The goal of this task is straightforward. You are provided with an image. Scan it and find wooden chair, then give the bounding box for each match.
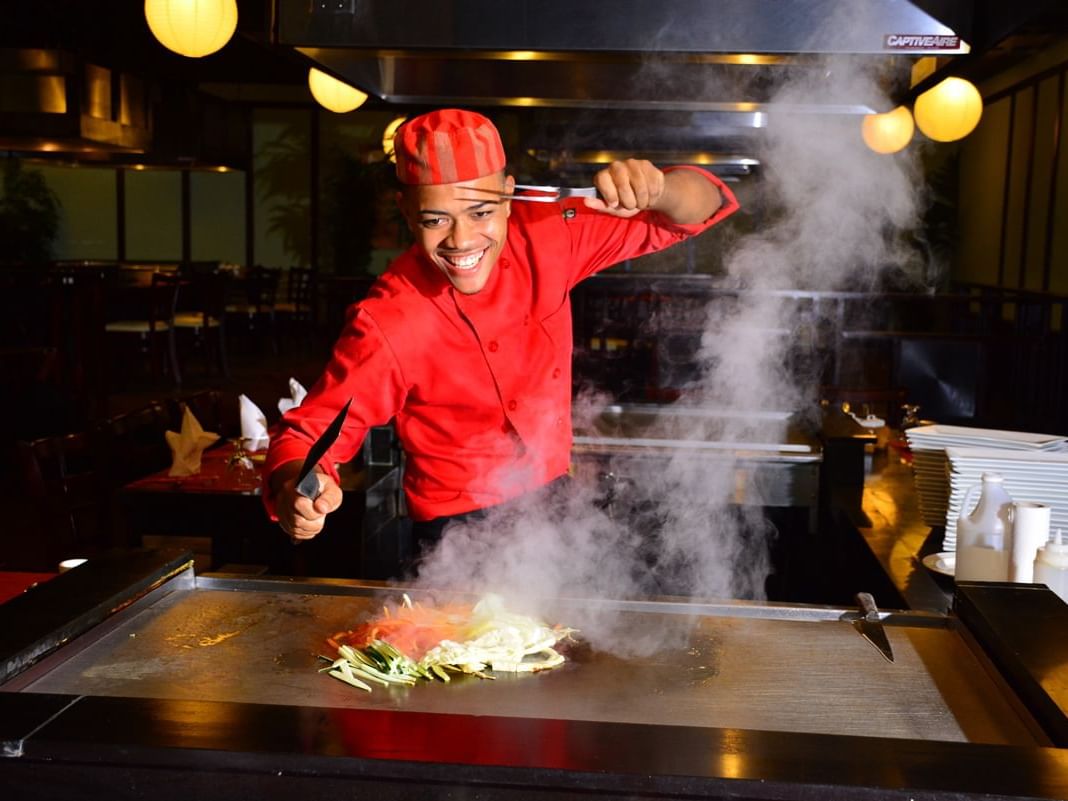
[274,267,317,349]
[225,265,278,352]
[104,401,174,487]
[104,270,182,387]
[173,264,230,379]
[46,265,108,420]
[15,429,115,568]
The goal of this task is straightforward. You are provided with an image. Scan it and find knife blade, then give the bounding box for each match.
[851,592,895,663]
[294,398,352,500]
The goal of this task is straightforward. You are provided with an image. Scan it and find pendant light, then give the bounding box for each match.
[308,68,368,114]
[382,116,408,163]
[914,77,983,142]
[144,0,238,58]
[861,106,915,154]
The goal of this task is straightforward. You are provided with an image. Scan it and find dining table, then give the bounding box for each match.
[0,572,57,605]
[118,441,383,578]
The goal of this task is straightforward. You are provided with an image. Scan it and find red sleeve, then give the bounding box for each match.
[565,166,739,287]
[262,305,409,519]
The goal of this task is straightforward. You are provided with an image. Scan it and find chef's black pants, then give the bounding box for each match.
[405,474,572,577]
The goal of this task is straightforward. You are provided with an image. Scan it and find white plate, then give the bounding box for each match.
[921,551,955,576]
[907,425,1067,446]
[945,447,1068,463]
[950,481,1068,491]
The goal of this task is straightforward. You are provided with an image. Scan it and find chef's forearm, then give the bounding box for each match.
[653,168,723,225]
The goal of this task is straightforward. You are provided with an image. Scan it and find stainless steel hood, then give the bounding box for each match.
[278,0,972,114]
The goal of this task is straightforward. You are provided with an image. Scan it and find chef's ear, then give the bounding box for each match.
[503,174,515,216]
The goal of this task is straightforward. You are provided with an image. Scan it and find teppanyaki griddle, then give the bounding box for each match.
[2,573,1042,746]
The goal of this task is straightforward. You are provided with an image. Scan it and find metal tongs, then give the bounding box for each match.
[508,184,600,202]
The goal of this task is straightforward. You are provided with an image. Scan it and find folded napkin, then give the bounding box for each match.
[278,377,308,415]
[166,406,220,476]
[240,394,270,452]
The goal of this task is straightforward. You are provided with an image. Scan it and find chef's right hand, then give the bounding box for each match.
[271,463,343,541]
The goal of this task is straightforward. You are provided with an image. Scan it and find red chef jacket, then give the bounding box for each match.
[266,167,738,521]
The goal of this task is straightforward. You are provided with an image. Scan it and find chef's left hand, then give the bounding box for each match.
[584,159,666,218]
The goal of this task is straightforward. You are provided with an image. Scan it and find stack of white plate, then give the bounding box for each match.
[905,425,1068,551]
[946,447,1068,550]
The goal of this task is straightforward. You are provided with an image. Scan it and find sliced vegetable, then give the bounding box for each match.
[323,593,574,693]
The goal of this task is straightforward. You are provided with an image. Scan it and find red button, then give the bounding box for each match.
[552,367,561,379]
[488,341,499,352]
[500,258,510,269]
[523,315,530,325]
[555,417,563,427]
[507,400,518,411]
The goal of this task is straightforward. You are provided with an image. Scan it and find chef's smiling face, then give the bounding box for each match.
[400,171,515,295]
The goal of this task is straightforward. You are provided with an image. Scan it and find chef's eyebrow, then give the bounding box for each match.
[418,199,499,215]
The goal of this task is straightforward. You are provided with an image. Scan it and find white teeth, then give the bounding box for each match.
[445,250,484,270]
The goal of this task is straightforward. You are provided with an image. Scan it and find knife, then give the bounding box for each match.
[850,592,895,663]
[294,398,352,500]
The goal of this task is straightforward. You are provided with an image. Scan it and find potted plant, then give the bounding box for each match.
[0,157,61,267]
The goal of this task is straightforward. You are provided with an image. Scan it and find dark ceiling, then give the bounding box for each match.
[0,0,306,92]
[2,0,1067,169]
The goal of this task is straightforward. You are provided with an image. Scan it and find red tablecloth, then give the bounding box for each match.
[0,572,56,604]
[124,443,264,495]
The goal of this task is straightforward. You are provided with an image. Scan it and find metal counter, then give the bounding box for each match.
[2,550,1068,800]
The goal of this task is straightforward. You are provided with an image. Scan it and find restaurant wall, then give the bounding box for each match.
[35,165,117,261]
[190,170,244,265]
[32,164,245,266]
[253,107,311,270]
[317,111,406,275]
[124,170,181,261]
[956,39,1068,294]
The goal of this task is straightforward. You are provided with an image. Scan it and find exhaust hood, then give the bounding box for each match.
[278,0,972,114]
[276,0,973,173]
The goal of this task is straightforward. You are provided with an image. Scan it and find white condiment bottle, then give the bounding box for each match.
[955,472,1014,582]
[1033,529,1068,604]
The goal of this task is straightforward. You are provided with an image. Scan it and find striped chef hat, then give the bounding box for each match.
[395,109,506,185]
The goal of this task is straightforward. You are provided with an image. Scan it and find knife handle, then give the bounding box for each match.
[295,468,322,500]
[856,592,879,619]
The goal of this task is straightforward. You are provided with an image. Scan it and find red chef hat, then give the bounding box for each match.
[395,109,506,186]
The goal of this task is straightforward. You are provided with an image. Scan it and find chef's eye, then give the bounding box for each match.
[471,209,494,220]
[420,216,447,229]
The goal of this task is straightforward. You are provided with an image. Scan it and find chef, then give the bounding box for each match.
[265,108,739,564]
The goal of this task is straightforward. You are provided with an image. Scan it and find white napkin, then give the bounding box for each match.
[165,406,220,476]
[277,377,308,415]
[239,394,270,452]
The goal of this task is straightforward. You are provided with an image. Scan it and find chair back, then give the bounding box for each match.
[105,401,173,485]
[148,271,182,330]
[177,265,228,324]
[283,267,315,311]
[16,429,113,564]
[104,269,180,330]
[245,266,279,311]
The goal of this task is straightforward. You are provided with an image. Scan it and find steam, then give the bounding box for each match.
[411,31,926,655]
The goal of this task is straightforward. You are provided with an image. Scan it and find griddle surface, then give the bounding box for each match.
[10,586,1040,746]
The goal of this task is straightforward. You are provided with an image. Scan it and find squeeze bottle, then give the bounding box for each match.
[1033,529,1068,604]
